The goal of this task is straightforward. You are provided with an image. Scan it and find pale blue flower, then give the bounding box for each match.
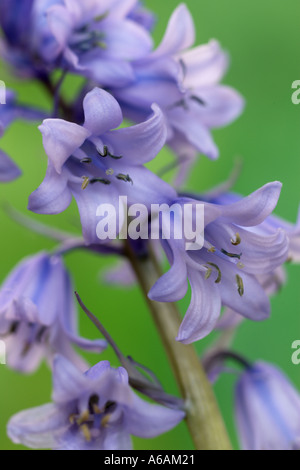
[236,361,300,450]
[7,355,185,450]
[149,183,289,342]
[0,252,106,373]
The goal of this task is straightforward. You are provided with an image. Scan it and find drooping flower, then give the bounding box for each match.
[235,361,300,450]
[1,0,154,84]
[0,90,46,129]
[7,355,185,450]
[0,147,21,182]
[111,4,244,183]
[0,252,106,373]
[0,0,51,78]
[37,0,153,86]
[0,90,46,181]
[204,189,300,262]
[200,189,300,330]
[127,1,156,32]
[149,182,289,343]
[0,0,34,49]
[28,87,176,244]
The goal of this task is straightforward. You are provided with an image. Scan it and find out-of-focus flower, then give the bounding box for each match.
[7,355,185,450]
[205,190,300,263]
[28,87,176,244]
[235,361,300,450]
[149,182,289,343]
[0,252,106,373]
[0,0,34,49]
[0,0,153,84]
[111,4,244,183]
[0,147,21,182]
[0,90,46,181]
[37,0,153,86]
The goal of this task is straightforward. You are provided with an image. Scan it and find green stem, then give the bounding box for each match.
[126,244,232,450]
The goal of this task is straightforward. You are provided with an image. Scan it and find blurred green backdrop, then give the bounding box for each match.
[0,0,299,450]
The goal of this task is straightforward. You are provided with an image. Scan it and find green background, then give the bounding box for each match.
[0,0,300,450]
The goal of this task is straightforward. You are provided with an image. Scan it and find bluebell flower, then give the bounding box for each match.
[0,252,106,373]
[0,90,46,182]
[149,182,289,343]
[7,355,185,450]
[200,188,300,330]
[111,4,244,182]
[38,0,153,86]
[0,0,50,78]
[235,361,300,450]
[28,87,176,244]
[0,90,46,130]
[0,0,34,48]
[205,189,300,262]
[0,147,21,182]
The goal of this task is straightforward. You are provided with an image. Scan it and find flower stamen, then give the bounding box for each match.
[116,173,133,185]
[81,423,92,442]
[97,146,122,160]
[90,178,111,185]
[236,274,244,297]
[81,176,90,190]
[190,95,206,106]
[77,410,90,425]
[205,262,222,283]
[231,233,241,246]
[221,248,242,260]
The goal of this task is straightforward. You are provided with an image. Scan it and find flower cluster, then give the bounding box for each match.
[0,0,299,452]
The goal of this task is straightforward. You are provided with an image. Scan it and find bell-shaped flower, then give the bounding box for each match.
[200,188,300,331]
[0,252,106,373]
[149,182,289,343]
[7,355,185,450]
[40,0,153,86]
[0,0,34,47]
[0,90,46,181]
[235,361,300,450]
[0,148,21,182]
[0,0,52,78]
[28,87,176,244]
[112,4,244,183]
[205,189,300,263]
